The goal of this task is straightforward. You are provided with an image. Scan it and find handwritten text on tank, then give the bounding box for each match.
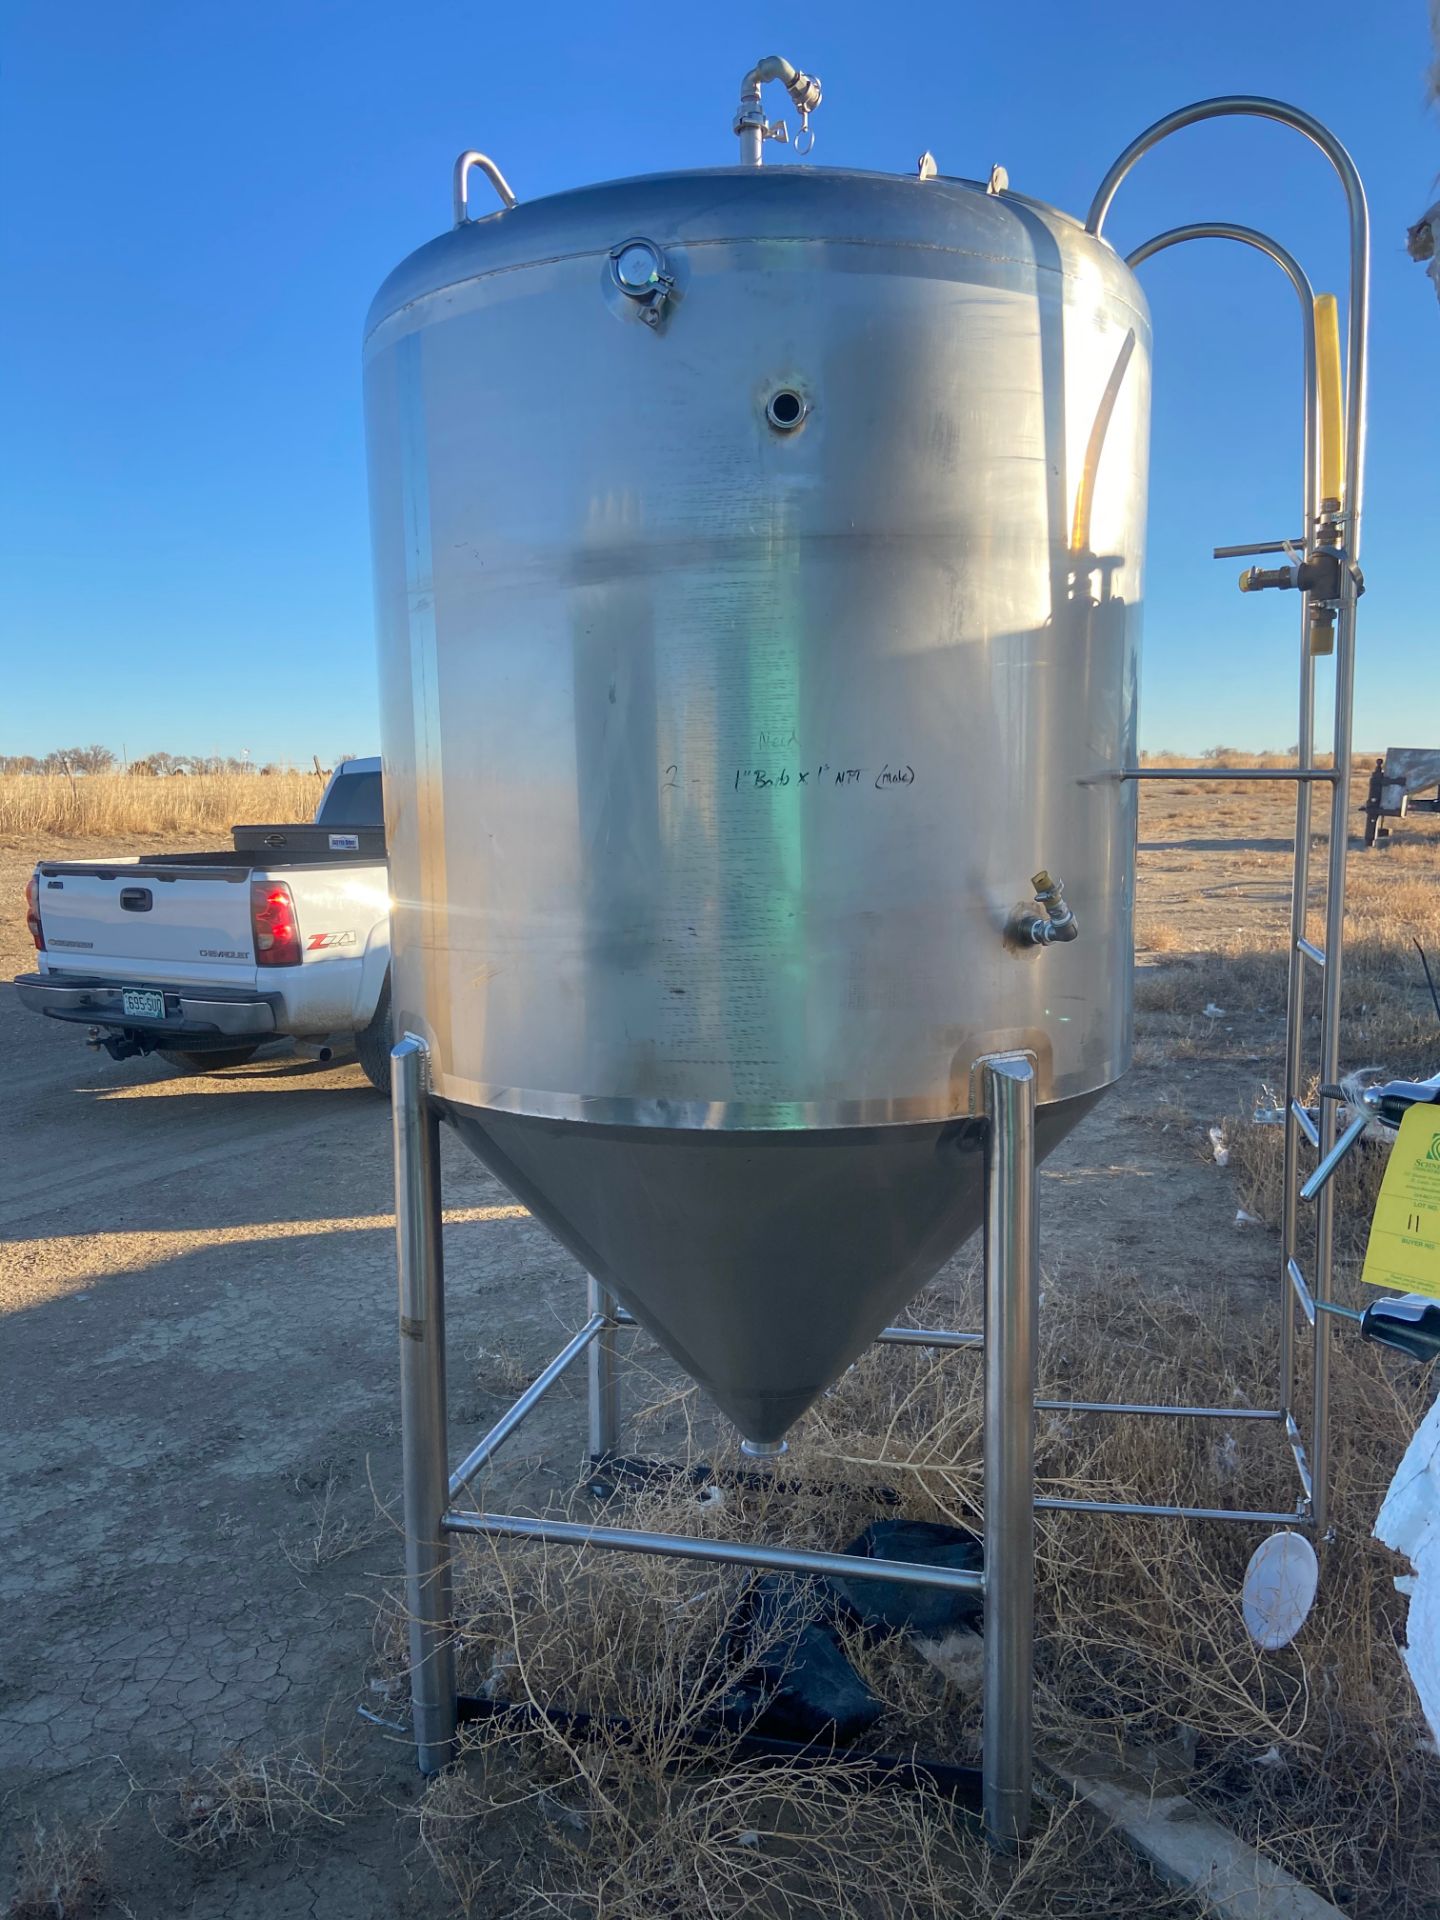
[723,764,917,793]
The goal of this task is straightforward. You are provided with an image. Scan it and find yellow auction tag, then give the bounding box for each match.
[1361,1106,1440,1300]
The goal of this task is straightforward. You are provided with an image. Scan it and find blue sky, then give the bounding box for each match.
[2,1,1434,763]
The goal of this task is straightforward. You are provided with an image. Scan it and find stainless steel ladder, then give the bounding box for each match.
[1098,96,1370,1539]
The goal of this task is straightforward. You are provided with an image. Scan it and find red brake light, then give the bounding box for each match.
[251,880,301,966]
[25,874,45,951]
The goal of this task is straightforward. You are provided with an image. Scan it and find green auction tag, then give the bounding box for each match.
[1361,1106,1440,1300]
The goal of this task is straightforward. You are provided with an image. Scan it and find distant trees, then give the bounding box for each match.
[128,752,257,775]
[188,753,260,775]
[1137,745,1308,769]
[0,746,116,775]
[30,745,118,775]
[0,748,330,776]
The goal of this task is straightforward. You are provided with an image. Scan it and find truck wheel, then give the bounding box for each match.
[356,977,393,1096]
[157,1046,260,1074]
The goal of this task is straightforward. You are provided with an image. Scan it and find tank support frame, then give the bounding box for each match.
[394,1039,1039,1848]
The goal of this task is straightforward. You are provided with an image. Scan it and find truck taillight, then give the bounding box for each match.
[25,874,45,951]
[251,880,301,966]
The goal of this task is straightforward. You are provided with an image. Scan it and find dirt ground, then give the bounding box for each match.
[2,783,1436,1917]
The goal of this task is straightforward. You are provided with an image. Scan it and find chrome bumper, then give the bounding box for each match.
[12,972,278,1037]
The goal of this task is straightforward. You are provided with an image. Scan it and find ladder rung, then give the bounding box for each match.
[1286,1258,1317,1327]
[1296,937,1326,968]
[1299,1108,1372,1201]
[1121,767,1341,783]
[1284,1412,1314,1502]
[1290,1100,1320,1148]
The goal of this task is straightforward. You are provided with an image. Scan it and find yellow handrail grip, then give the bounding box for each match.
[1314,293,1344,508]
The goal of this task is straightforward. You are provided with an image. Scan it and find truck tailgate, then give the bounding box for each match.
[34,861,257,988]
[232,823,387,857]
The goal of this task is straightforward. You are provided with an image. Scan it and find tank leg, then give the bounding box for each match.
[587,1274,622,1460]
[981,1054,1038,1850]
[393,1035,458,1774]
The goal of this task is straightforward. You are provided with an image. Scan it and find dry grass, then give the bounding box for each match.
[407,1484,1182,1917]
[1228,1089,1394,1271]
[416,1739,1171,1920]
[279,1469,385,1573]
[400,1274,1437,1917]
[5,1818,108,1920]
[1181,829,1440,1258]
[1139,920,1187,953]
[473,1341,535,1397]
[1335,850,1440,1070]
[0,771,322,841]
[1134,808,1440,1079]
[1139,747,1315,770]
[1134,943,1289,1017]
[167,1734,360,1860]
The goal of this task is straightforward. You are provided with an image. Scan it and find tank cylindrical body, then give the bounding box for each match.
[366,168,1148,1126]
[364,165,1150,1442]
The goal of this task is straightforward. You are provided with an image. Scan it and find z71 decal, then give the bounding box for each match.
[307,930,359,951]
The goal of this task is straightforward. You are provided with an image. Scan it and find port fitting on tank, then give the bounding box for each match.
[1016,871,1079,947]
[734,56,822,165]
[609,238,676,328]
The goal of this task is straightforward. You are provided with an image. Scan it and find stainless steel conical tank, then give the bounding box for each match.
[364,157,1149,1446]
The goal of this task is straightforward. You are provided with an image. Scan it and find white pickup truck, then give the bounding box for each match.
[14,757,394,1091]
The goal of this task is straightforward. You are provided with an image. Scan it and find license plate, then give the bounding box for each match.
[121,988,164,1020]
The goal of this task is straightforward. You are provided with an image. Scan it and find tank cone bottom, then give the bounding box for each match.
[739,1436,790,1460]
[443,1092,1105,1443]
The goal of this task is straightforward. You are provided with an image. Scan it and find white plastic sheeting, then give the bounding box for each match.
[1375,1386,1440,1746]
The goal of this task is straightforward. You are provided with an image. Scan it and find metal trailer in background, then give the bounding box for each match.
[381,82,1372,1850]
[1364,747,1440,846]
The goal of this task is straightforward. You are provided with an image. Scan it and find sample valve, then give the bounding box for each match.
[1237,542,1353,657]
[1015,871,1079,947]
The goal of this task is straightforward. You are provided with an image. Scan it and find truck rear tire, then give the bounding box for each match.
[357,977,393,1096]
[157,1046,261,1074]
